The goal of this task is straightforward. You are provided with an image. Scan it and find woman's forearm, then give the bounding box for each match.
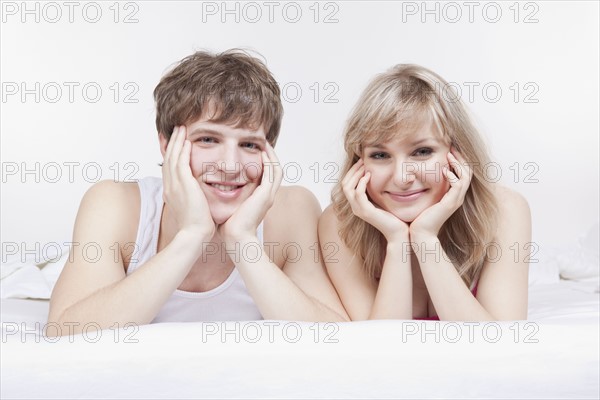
[368,241,413,320]
[411,234,495,321]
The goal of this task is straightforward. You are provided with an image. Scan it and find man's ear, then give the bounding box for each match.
[158,132,168,158]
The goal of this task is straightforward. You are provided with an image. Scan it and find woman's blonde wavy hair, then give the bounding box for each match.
[332,64,498,288]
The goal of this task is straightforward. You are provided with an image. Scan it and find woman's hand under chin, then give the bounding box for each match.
[342,159,410,245]
[409,149,473,239]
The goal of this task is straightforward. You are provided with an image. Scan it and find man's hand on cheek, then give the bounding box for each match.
[162,126,216,240]
[218,142,283,242]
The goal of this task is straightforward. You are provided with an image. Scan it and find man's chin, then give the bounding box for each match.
[210,204,241,225]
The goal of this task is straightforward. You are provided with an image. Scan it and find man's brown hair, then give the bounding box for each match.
[154,49,283,144]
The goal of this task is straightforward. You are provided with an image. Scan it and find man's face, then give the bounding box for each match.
[161,116,266,225]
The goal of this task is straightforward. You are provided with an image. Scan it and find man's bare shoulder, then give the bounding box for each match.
[270,186,321,216]
[82,179,138,200]
[264,186,322,240]
[76,180,141,244]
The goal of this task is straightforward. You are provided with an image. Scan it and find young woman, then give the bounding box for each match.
[48,50,349,335]
[319,64,531,321]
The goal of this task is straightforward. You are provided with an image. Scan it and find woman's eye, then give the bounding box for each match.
[413,147,433,157]
[369,152,389,160]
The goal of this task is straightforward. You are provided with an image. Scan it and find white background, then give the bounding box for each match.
[1,1,598,260]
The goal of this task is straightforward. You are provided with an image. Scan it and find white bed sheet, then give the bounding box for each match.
[1,280,599,399]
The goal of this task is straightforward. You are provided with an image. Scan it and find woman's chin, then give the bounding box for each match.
[388,209,418,224]
[212,213,233,226]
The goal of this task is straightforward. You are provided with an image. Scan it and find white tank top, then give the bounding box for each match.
[126,176,263,322]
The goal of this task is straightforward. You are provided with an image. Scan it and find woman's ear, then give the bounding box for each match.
[352,144,362,162]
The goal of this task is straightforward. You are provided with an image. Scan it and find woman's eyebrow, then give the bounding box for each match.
[365,137,436,149]
[364,142,386,149]
[410,138,435,146]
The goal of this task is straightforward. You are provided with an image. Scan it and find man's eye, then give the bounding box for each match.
[413,147,433,157]
[369,152,388,160]
[196,137,216,144]
[241,142,260,150]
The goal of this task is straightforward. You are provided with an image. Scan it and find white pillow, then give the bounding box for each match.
[1,249,68,300]
[558,222,599,281]
[528,246,560,286]
[528,222,599,286]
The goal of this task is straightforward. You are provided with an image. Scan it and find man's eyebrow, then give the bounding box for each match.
[240,135,266,144]
[188,128,222,137]
[188,128,266,144]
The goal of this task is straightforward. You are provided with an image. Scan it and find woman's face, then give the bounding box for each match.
[362,120,451,223]
[161,116,266,225]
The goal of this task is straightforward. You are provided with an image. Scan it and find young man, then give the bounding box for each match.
[48,50,349,334]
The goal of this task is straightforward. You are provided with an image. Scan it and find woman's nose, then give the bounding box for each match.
[394,161,417,185]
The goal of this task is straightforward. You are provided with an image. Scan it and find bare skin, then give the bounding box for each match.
[48,121,349,336]
[319,123,530,321]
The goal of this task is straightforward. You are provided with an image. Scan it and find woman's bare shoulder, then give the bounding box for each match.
[491,184,530,215]
[318,204,347,251]
[320,204,339,224]
[489,184,532,243]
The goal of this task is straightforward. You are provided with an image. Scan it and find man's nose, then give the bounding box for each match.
[217,145,242,177]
